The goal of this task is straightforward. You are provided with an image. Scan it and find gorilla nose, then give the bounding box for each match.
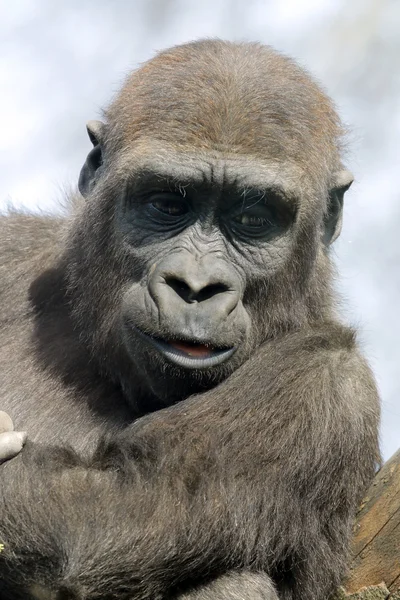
[165,277,230,304]
[149,257,241,320]
[161,274,240,318]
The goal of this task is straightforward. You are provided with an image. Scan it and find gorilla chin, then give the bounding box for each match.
[130,325,237,369]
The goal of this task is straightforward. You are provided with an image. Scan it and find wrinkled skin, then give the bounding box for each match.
[0,40,380,600]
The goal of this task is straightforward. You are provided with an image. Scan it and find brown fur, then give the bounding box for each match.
[0,40,379,600]
[107,41,343,181]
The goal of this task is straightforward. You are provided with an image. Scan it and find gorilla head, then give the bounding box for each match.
[68,40,352,407]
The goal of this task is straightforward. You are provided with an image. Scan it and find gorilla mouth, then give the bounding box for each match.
[133,328,236,369]
[154,338,236,369]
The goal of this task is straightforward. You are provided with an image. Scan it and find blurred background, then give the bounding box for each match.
[0,0,398,460]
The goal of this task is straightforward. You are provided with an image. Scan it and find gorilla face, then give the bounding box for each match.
[71,135,349,407]
[108,152,298,395]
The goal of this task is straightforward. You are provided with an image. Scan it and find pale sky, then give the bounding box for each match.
[1,0,399,460]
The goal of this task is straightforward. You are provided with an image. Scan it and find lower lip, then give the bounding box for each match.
[133,328,236,369]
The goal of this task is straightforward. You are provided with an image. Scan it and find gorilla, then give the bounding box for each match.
[0,40,380,600]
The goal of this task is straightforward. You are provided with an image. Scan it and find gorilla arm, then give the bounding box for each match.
[0,325,379,600]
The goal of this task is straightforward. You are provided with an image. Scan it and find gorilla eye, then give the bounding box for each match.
[234,213,273,228]
[229,189,294,240]
[232,204,278,238]
[149,195,189,218]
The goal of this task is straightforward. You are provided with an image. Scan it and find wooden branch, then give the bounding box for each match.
[336,583,392,599]
[338,449,400,598]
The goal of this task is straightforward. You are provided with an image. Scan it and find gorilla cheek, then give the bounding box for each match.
[120,281,158,334]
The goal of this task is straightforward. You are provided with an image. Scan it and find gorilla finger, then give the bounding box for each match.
[0,411,14,434]
[0,431,27,462]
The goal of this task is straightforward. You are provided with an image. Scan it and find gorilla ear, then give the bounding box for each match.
[78,120,106,198]
[323,169,354,245]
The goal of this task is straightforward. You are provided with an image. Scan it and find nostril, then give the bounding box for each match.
[165,277,230,304]
[196,283,229,302]
[165,277,192,302]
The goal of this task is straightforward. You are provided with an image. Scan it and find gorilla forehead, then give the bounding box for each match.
[115,143,305,196]
[106,40,343,177]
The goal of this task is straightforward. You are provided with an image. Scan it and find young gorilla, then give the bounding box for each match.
[0,40,380,600]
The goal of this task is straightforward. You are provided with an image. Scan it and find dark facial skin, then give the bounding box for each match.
[0,40,380,600]
[116,162,296,402]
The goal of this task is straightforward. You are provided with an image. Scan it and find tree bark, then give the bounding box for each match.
[338,450,400,597]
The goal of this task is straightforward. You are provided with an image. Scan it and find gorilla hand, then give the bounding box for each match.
[0,411,27,463]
